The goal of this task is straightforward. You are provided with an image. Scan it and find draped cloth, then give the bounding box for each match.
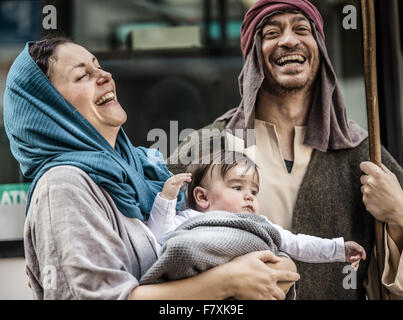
[216,0,368,152]
[140,211,283,284]
[3,42,183,221]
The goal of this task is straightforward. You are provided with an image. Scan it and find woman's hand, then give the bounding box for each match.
[223,250,300,300]
[360,162,403,227]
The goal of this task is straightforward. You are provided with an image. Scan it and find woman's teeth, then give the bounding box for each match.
[95,92,115,105]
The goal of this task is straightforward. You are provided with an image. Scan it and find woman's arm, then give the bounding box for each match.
[130,251,299,300]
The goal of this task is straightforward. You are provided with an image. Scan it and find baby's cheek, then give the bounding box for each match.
[223,194,244,212]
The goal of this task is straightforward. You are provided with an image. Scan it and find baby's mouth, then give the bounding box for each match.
[243,205,255,213]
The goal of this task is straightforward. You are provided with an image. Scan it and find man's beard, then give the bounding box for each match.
[262,62,320,96]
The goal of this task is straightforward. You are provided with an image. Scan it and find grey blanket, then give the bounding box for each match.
[140,211,283,285]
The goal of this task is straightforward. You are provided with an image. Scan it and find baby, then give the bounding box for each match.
[147,151,366,272]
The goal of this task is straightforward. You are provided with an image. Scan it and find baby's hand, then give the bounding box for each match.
[345,241,366,271]
[161,173,192,200]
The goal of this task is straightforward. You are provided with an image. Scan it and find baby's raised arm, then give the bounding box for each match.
[146,173,192,244]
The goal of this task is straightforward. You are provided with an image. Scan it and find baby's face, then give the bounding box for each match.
[206,163,260,214]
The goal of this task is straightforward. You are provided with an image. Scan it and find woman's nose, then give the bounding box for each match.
[96,69,112,85]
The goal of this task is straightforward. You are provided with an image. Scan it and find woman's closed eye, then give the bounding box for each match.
[77,66,103,81]
[77,73,88,81]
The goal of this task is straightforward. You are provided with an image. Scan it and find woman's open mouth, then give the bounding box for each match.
[95,92,116,106]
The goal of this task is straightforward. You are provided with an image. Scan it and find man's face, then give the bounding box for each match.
[261,12,320,94]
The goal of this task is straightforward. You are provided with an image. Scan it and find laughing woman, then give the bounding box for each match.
[3,37,299,300]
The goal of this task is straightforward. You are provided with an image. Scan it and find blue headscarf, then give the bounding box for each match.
[3,42,183,221]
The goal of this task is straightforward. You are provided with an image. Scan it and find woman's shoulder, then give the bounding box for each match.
[36,165,96,190]
[29,165,113,223]
[31,165,106,211]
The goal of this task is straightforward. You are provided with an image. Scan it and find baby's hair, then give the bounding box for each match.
[186,150,259,209]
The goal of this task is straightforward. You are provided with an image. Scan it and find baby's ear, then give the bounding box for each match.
[193,186,210,210]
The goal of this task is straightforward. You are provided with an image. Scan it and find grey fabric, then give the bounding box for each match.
[24,165,158,300]
[140,211,283,284]
[216,12,368,152]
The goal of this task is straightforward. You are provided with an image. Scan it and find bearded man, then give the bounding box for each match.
[168,0,403,299]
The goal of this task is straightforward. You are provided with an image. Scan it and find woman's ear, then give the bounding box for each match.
[193,186,210,211]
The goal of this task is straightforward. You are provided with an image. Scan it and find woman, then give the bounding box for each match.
[3,37,299,300]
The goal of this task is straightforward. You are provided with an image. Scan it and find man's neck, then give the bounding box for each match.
[255,88,312,161]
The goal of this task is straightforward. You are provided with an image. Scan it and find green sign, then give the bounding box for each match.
[0,183,31,206]
[0,183,31,241]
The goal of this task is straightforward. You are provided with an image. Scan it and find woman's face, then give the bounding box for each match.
[49,43,127,147]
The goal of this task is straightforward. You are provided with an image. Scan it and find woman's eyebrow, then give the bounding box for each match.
[71,56,97,70]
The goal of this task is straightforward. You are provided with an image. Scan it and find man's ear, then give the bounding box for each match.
[193,186,210,210]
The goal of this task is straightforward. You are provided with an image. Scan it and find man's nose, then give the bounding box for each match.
[96,69,112,85]
[278,28,300,48]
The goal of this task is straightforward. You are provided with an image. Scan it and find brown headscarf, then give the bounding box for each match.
[216,0,367,152]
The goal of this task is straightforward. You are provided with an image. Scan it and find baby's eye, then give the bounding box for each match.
[232,186,242,191]
[251,190,258,196]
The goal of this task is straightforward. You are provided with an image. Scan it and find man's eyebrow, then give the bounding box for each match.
[291,15,310,24]
[71,56,97,70]
[264,20,282,28]
[264,15,310,28]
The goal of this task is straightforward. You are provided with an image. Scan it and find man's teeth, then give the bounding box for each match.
[276,55,306,66]
[95,92,115,105]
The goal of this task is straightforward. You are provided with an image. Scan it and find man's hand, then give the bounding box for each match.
[360,162,403,227]
[161,173,192,200]
[344,241,366,271]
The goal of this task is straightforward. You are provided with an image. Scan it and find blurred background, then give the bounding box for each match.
[0,0,402,299]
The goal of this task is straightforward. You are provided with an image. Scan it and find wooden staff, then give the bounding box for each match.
[360,0,387,299]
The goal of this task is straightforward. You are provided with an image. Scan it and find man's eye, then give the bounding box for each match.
[264,31,279,37]
[296,26,310,33]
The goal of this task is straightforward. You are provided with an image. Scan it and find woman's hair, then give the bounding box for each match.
[29,35,73,77]
[186,150,259,209]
